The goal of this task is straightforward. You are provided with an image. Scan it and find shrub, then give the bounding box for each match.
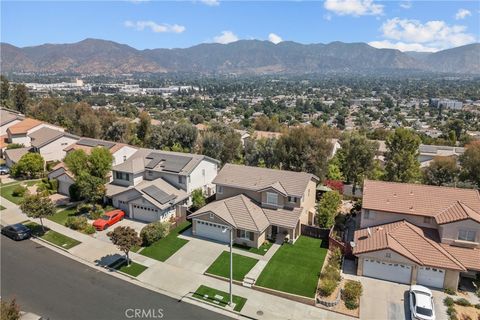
[447,306,457,316]
[321,264,341,282]
[82,224,96,234]
[140,221,170,246]
[444,288,457,295]
[318,278,338,297]
[65,216,88,231]
[88,205,104,220]
[69,184,81,201]
[1,298,20,320]
[12,185,27,197]
[77,204,91,214]
[455,298,472,307]
[444,297,455,307]
[329,248,343,267]
[342,280,362,310]
[475,303,480,309]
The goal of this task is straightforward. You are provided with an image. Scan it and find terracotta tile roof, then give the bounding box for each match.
[7,118,44,135]
[362,180,480,223]
[435,201,480,225]
[0,135,8,149]
[353,220,465,271]
[213,163,319,197]
[189,194,302,232]
[440,244,480,271]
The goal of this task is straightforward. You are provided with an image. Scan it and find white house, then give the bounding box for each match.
[64,138,138,166]
[30,127,80,162]
[7,118,65,147]
[0,108,24,136]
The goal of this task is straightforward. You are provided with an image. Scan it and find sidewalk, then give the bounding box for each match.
[0,195,354,320]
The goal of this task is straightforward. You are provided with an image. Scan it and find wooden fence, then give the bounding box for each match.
[300,224,330,239]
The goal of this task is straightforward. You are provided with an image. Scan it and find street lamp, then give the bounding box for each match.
[222,226,233,306]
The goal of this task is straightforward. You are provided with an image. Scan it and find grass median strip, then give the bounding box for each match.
[140,221,191,262]
[110,259,148,277]
[24,221,81,250]
[256,236,327,298]
[193,285,247,312]
[206,251,258,281]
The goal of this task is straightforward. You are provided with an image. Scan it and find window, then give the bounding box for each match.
[458,230,476,242]
[288,196,296,203]
[385,252,391,258]
[217,186,223,194]
[178,176,184,184]
[364,210,374,220]
[423,216,434,224]
[266,192,278,206]
[123,155,127,162]
[115,171,130,181]
[237,229,254,241]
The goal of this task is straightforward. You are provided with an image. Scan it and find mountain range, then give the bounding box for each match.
[1,38,479,75]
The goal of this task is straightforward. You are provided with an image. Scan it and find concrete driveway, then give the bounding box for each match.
[93,218,147,243]
[343,274,448,320]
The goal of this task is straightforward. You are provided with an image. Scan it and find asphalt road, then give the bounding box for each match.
[1,236,232,320]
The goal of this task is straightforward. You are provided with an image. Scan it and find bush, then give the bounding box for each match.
[444,297,455,307]
[444,288,457,295]
[321,264,341,282]
[1,298,20,320]
[475,303,480,309]
[342,280,362,310]
[140,221,170,246]
[69,184,81,201]
[77,203,91,214]
[447,306,457,317]
[82,224,96,234]
[88,205,104,220]
[318,278,338,297]
[65,216,88,231]
[12,185,27,197]
[454,298,471,307]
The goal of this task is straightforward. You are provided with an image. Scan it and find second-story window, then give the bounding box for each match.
[288,196,296,203]
[458,230,476,242]
[217,186,223,194]
[115,171,130,181]
[423,216,434,224]
[266,192,278,206]
[178,176,184,184]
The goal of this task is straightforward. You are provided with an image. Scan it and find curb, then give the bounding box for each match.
[31,235,71,253]
[183,294,254,320]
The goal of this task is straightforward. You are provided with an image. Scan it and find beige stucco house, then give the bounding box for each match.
[353,180,480,290]
[189,164,319,248]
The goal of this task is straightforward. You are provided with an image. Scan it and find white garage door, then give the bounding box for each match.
[195,220,230,243]
[417,267,445,288]
[363,259,412,284]
[132,204,157,223]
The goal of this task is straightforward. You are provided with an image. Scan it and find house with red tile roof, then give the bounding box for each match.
[353,180,480,290]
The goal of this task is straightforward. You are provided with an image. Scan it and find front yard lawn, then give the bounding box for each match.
[193,285,247,312]
[206,251,258,281]
[110,259,148,277]
[24,221,81,250]
[256,236,327,298]
[233,240,273,256]
[48,207,78,225]
[0,180,39,204]
[140,221,191,262]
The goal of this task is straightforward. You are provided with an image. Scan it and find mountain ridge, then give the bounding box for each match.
[1,39,479,75]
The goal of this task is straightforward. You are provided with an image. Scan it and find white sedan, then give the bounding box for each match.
[409,285,436,320]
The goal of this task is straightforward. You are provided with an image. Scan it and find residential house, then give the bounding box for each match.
[418,144,465,168]
[64,138,138,166]
[235,129,283,146]
[4,147,30,167]
[0,108,24,136]
[106,148,220,222]
[30,127,80,162]
[6,118,65,147]
[189,164,319,248]
[353,180,480,289]
[48,162,75,196]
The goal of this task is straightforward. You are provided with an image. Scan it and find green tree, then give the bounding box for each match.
[384,128,421,183]
[88,147,114,179]
[191,189,206,211]
[459,141,480,188]
[75,172,106,204]
[337,133,378,194]
[137,111,151,145]
[12,84,28,114]
[108,226,142,265]
[10,153,44,178]
[317,191,341,228]
[1,298,20,320]
[64,149,89,176]
[104,120,130,143]
[422,156,459,186]
[20,193,56,232]
[0,75,10,103]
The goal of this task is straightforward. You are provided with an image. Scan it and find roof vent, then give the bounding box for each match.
[409,190,414,195]
[393,193,397,197]
[409,206,414,211]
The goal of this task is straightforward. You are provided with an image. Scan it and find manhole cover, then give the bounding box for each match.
[256,311,264,316]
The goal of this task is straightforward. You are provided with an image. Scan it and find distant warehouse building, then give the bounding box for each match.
[429,98,463,110]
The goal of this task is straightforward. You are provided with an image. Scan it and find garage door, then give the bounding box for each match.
[417,267,445,288]
[58,181,71,196]
[363,259,412,284]
[195,220,230,243]
[132,204,157,223]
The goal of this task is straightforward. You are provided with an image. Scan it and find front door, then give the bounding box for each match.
[271,226,278,237]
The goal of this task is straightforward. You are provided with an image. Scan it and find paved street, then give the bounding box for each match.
[0,236,232,320]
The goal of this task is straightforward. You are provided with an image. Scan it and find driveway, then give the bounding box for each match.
[343,274,448,320]
[93,218,147,243]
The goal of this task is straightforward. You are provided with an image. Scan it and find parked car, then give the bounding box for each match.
[0,165,9,175]
[409,285,436,320]
[1,223,32,240]
[93,210,125,231]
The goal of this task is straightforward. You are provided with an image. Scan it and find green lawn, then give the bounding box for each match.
[114,260,148,277]
[256,236,328,298]
[48,207,78,225]
[140,221,191,262]
[24,221,81,250]
[193,285,247,312]
[0,180,39,204]
[206,251,258,281]
[233,240,273,256]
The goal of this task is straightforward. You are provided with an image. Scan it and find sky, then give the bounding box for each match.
[1,0,479,52]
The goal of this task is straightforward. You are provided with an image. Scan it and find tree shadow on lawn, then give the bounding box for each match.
[95,253,124,269]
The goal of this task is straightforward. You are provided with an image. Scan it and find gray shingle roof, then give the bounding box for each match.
[29,127,79,148]
[213,164,318,197]
[4,147,30,163]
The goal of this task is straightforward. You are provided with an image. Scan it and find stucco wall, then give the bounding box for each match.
[444,270,460,290]
[0,119,21,136]
[187,159,218,193]
[439,219,480,246]
[39,136,78,162]
[112,146,137,166]
[360,209,438,229]
[216,186,261,202]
